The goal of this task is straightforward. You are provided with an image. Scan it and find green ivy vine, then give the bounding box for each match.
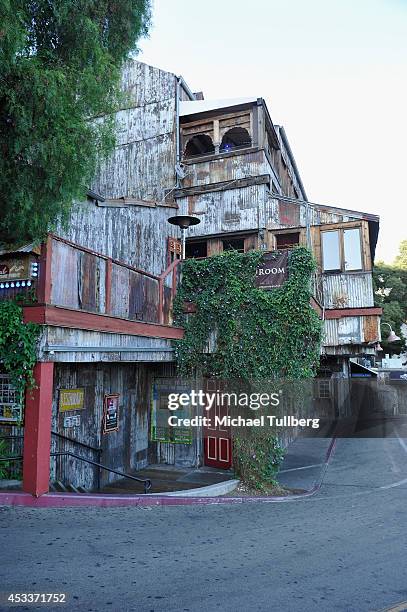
[173,247,323,490]
[174,247,322,380]
[0,300,40,403]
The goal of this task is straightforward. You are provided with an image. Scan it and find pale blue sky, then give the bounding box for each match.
[139,0,407,263]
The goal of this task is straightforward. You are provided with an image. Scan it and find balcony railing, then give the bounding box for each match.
[0,235,182,327]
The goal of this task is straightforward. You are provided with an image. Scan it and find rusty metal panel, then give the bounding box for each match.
[128,270,144,320]
[363,315,380,343]
[110,263,130,318]
[321,272,374,308]
[278,201,300,226]
[78,252,97,312]
[50,240,80,309]
[143,275,160,323]
[162,285,173,325]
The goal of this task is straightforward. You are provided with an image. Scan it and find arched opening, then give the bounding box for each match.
[220,127,251,153]
[184,134,215,158]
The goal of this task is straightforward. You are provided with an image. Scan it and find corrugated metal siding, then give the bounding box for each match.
[39,326,175,363]
[177,184,270,236]
[90,61,176,202]
[183,150,269,187]
[120,61,176,107]
[322,272,374,308]
[55,60,178,275]
[58,204,175,276]
[92,134,175,201]
[323,316,368,347]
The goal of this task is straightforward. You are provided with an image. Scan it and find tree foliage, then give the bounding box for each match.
[0,0,151,245]
[373,241,407,352]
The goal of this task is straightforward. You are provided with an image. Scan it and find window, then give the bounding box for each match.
[343,228,362,271]
[222,237,245,252]
[318,379,331,399]
[167,237,181,265]
[184,134,215,158]
[185,241,207,258]
[276,232,300,249]
[322,230,341,271]
[321,226,363,272]
[220,127,251,153]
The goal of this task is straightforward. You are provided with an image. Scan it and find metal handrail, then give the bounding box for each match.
[51,452,152,494]
[0,452,152,494]
[51,431,103,491]
[51,431,102,454]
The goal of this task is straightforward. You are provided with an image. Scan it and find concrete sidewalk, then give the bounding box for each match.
[277,436,333,491]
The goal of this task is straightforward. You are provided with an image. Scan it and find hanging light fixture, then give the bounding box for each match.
[381,322,401,343]
[167,215,201,260]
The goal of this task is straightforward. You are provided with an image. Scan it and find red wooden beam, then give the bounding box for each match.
[23,305,184,339]
[324,307,383,319]
[22,362,54,497]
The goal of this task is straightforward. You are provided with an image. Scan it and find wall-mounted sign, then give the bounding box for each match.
[63,414,81,428]
[255,251,289,289]
[0,374,23,424]
[102,394,119,434]
[0,256,33,280]
[59,388,85,412]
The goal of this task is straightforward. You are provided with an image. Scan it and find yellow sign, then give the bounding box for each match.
[59,389,85,412]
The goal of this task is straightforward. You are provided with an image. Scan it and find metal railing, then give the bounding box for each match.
[0,433,24,479]
[51,430,103,491]
[50,452,152,494]
[0,433,152,494]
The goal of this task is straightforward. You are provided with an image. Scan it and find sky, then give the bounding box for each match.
[138,0,407,263]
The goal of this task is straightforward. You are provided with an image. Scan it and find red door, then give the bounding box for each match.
[203,380,232,469]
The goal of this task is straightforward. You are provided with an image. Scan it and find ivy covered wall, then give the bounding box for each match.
[174,247,322,381]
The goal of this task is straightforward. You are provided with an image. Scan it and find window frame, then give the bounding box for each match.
[321,224,364,273]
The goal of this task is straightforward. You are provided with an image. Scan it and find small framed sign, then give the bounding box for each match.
[255,251,289,289]
[102,394,119,434]
[59,389,85,412]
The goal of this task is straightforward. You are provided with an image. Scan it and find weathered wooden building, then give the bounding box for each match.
[0,60,381,495]
[176,97,381,374]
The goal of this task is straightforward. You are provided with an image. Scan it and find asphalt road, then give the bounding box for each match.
[1,436,407,612]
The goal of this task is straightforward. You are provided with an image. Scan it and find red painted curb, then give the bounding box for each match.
[0,438,337,508]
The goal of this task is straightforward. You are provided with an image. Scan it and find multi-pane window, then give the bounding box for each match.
[322,227,363,272]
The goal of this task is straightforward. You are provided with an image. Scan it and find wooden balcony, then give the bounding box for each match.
[0,235,184,341]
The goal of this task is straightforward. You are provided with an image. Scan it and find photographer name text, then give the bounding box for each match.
[168,415,320,429]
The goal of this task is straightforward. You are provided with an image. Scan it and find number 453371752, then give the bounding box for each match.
[7,593,67,604]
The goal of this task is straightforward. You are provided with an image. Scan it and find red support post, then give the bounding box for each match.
[23,362,54,497]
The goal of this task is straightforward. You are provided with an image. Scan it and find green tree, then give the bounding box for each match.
[0,0,151,245]
[373,241,407,352]
[394,239,407,269]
